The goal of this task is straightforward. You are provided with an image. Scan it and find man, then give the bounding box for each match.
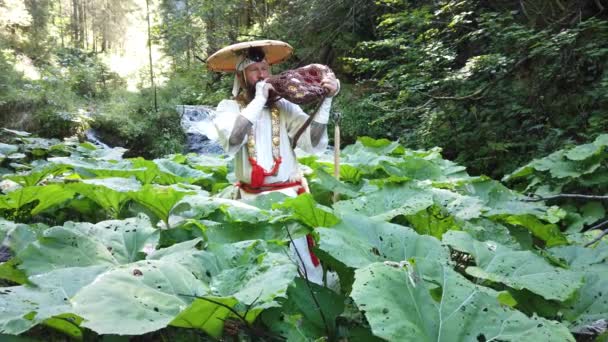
[207,40,339,284]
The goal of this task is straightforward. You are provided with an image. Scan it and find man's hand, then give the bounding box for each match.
[254,80,275,101]
[321,74,340,97]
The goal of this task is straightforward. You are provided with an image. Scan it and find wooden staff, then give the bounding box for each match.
[333,112,341,203]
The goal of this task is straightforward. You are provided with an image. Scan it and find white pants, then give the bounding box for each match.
[240,187,325,285]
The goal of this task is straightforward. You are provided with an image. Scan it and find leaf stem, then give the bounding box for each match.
[523,193,608,202]
[285,227,332,339]
[584,219,608,247]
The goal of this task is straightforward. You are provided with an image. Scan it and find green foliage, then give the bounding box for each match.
[0,134,604,341]
[55,48,124,99]
[342,0,608,177]
[0,47,125,139]
[351,260,575,341]
[91,89,186,159]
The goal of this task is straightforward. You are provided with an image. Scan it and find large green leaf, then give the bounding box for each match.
[458,179,547,217]
[0,185,75,215]
[351,260,575,341]
[317,213,448,269]
[0,220,46,254]
[17,227,117,276]
[261,277,346,341]
[404,205,460,239]
[310,168,361,198]
[0,265,106,334]
[531,150,601,179]
[67,177,141,215]
[549,244,608,333]
[119,158,158,184]
[501,214,567,246]
[380,159,444,181]
[549,243,608,268]
[153,159,213,184]
[163,240,298,337]
[340,141,402,174]
[48,157,136,176]
[429,188,486,220]
[72,260,208,335]
[170,297,239,338]
[205,240,297,308]
[129,185,195,227]
[0,259,27,284]
[561,265,608,334]
[151,239,298,308]
[276,193,340,228]
[0,143,19,155]
[5,164,69,187]
[196,220,308,244]
[171,194,272,225]
[358,136,404,154]
[461,218,524,250]
[565,134,608,161]
[333,183,433,221]
[64,216,159,263]
[443,231,582,301]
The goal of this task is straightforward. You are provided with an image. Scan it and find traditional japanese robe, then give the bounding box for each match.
[214,96,333,284]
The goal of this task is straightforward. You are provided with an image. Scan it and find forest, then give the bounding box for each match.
[1,0,608,341]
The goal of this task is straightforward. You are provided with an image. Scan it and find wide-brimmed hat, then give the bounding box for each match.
[206,40,293,72]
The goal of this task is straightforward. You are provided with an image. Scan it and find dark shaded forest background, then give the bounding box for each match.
[1,0,607,178]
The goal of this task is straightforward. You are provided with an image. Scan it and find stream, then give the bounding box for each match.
[178,105,224,154]
[84,105,224,155]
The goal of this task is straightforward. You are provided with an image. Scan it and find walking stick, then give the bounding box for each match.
[332,111,341,203]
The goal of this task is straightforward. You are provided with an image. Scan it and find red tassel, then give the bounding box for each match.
[266,157,282,176]
[248,157,282,188]
[306,234,320,267]
[248,157,266,188]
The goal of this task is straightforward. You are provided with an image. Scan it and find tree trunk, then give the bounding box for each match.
[82,0,88,50]
[59,0,65,48]
[72,0,79,45]
[145,0,158,112]
[101,0,108,52]
[185,0,191,67]
[77,0,84,47]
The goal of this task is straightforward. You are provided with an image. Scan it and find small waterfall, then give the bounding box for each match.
[0,245,10,262]
[85,128,110,149]
[178,105,224,154]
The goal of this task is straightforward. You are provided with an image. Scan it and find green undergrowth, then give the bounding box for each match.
[0,129,606,341]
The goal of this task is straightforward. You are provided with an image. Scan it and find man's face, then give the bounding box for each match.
[243,61,271,91]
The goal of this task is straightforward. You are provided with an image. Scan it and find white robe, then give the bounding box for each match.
[213,97,332,285]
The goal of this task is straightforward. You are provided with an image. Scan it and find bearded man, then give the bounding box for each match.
[208,40,339,284]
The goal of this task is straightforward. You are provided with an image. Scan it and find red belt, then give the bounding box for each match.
[236,180,305,194]
[236,180,320,267]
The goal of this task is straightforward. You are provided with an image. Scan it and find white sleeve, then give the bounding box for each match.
[312,96,333,124]
[280,99,329,154]
[213,99,246,156]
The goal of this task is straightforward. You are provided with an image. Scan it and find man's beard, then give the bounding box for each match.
[246,83,256,99]
[243,79,259,100]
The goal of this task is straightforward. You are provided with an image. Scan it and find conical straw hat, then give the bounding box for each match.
[206,40,293,72]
